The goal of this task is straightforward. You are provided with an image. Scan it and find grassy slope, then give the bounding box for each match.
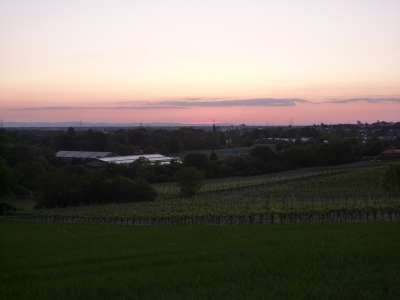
[1,221,400,299]
[154,161,377,196]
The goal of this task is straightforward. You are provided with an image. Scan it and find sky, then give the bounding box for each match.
[0,0,399,124]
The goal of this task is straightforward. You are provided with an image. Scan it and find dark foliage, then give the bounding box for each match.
[0,123,399,207]
[0,158,14,197]
[382,164,400,195]
[98,176,157,204]
[176,167,204,198]
[183,153,209,170]
[0,202,16,215]
[36,167,157,208]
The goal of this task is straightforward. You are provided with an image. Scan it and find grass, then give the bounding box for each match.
[1,221,400,299]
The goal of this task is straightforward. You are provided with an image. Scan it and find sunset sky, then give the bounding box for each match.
[1,0,399,124]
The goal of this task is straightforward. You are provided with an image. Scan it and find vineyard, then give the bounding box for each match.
[32,162,400,219]
[154,161,372,197]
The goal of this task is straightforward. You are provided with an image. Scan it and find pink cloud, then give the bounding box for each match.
[2,101,399,124]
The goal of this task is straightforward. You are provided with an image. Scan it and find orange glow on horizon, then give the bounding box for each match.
[1,0,399,123]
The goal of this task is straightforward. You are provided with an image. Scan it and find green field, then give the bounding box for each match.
[1,221,400,299]
[32,162,400,218]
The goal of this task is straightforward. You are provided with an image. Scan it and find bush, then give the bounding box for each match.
[176,167,204,198]
[15,160,48,190]
[100,176,157,203]
[0,159,13,197]
[209,151,218,161]
[249,146,283,172]
[0,202,16,215]
[36,166,86,208]
[36,167,157,208]
[184,153,209,170]
[382,164,400,195]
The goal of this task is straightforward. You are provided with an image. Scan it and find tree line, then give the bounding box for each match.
[1,126,399,209]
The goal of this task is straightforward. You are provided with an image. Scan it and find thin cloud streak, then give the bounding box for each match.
[7,97,400,112]
[10,98,309,111]
[10,105,186,111]
[150,98,309,107]
[326,97,400,104]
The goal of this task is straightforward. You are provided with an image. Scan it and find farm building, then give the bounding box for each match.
[99,154,180,165]
[56,151,115,160]
[379,149,400,160]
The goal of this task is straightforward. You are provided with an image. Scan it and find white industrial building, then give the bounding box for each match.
[56,151,115,160]
[99,154,180,165]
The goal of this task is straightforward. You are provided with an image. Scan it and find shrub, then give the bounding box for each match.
[176,167,204,198]
[382,164,400,195]
[36,167,86,208]
[249,146,282,172]
[36,167,157,208]
[100,176,157,203]
[0,202,17,215]
[184,153,209,170]
[0,159,13,197]
[209,151,218,161]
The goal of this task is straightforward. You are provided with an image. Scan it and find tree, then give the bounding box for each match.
[98,176,157,203]
[176,167,203,198]
[209,151,218,161]
[184,153,209,170]
[15,160,48,190]
[249,146,282,172]
[0,159,12,197]
[36,166,87,208]
[36,167,158,208]
[283,145,315,168]
[250,146,276,161]
[382,164,400,195]
[363,139,384,156]
[0,202,16,215]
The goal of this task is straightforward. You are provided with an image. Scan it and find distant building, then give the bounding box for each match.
[56,151,115,160]
[180,144,276,159]
[254,137,313,144]
[99,154,180,165]
[379,149,400,160]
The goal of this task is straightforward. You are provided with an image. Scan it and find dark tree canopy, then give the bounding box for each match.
[382,165,400,195]
[176,167,204,198]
